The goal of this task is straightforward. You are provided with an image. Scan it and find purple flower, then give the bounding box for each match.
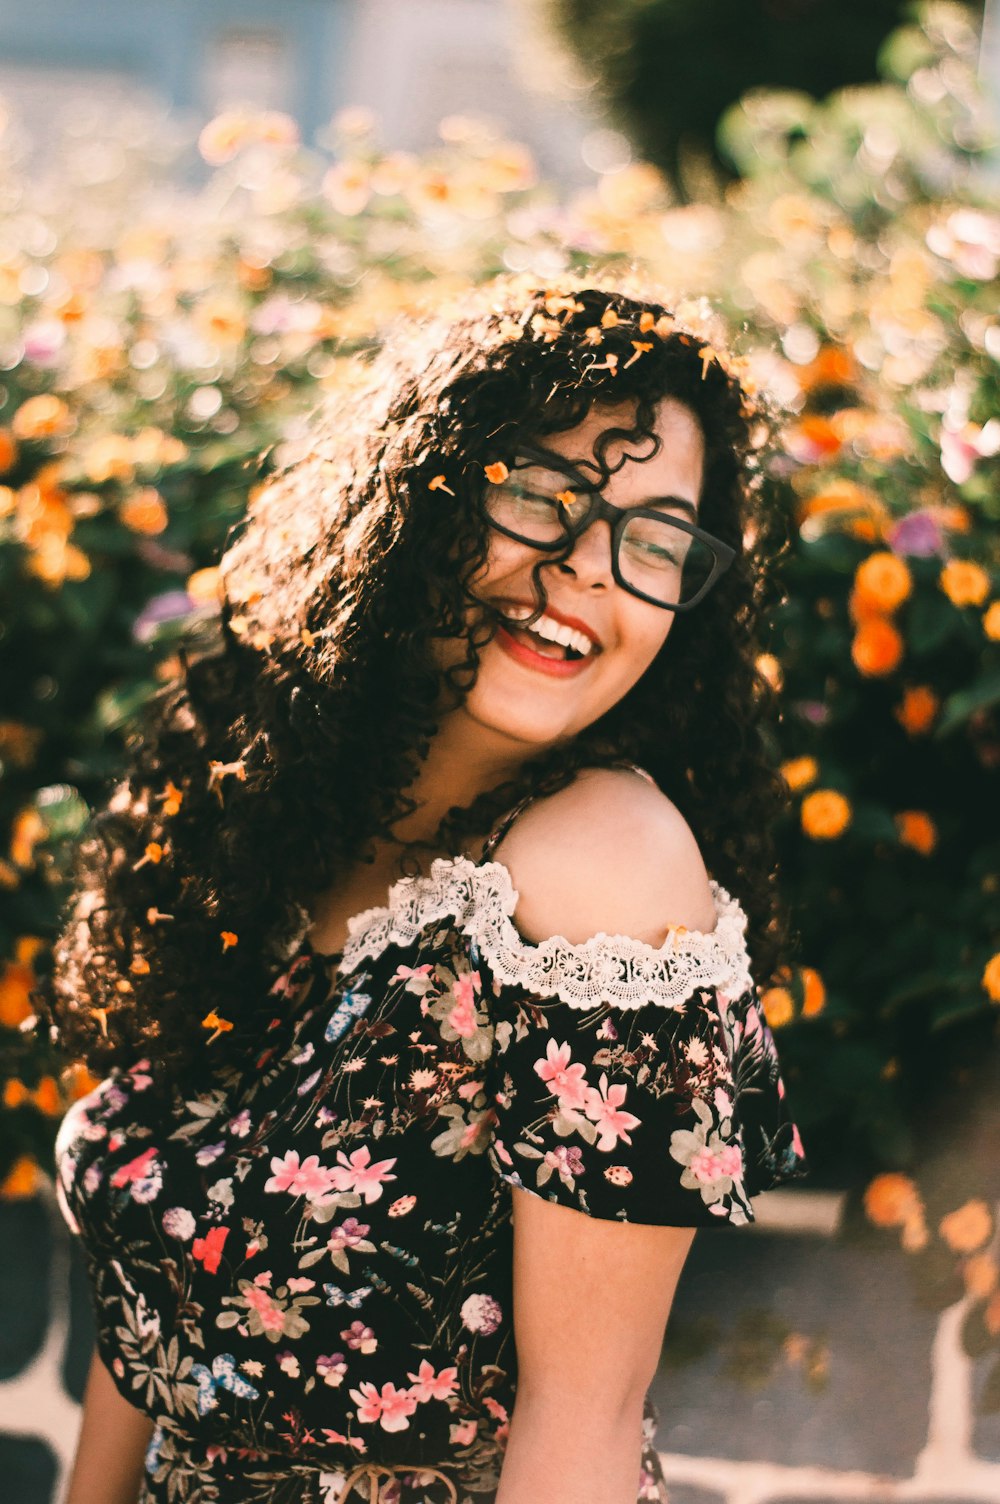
[132,590,195,645]
[886,510,943,558]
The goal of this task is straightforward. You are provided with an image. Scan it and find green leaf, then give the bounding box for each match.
[935,670,1000,738]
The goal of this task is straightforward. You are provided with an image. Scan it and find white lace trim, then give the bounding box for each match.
[337,856,754,1010]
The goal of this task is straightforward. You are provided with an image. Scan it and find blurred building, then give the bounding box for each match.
[0,0,608,184]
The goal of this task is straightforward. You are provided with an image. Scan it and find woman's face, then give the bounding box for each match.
[454,396,706,755]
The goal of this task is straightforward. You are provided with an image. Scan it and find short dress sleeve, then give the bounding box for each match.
[470,862,808,1229]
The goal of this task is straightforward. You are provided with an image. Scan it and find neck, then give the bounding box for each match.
[388,708,540,848]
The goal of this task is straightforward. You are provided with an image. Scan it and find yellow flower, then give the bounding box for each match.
[940,559,990,608]
[160,781,184,817]
[800,967,826,1018]
[854,552,912,613]
[939,1200,993,1254]
[894,686,939,735]
[0,1156,42,1199]
[187,566,222,608]
[982,952,1000,1003]
[851,616,904,677]
[801,789,851,840]
[761,986,794,1029]
[894,811,937,856]
[120,488,168,535]
[983,601,1000,640]
[863,1172,922,1228]
[10,807,46,868]
[781,756,818,792]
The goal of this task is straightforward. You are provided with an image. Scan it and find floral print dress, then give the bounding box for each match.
[54,785,808,1504]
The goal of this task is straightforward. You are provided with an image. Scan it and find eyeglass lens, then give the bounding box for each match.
[484,468,717,607]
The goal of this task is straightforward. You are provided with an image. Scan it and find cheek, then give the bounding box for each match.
[615,606,674,684]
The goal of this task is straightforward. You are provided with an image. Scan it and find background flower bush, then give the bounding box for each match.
[0,0,997,1399]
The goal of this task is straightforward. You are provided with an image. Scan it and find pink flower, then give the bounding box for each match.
[243,1284,286,1334]
[407,1359,458,1402]
[327,1217,371,1251]
[349,1380,418,1432]
[264,1150,336,1201]
[450,1418,478,1446]
[342,1319,377,1353]
[534,1040,589,1110]
[447,973,478,1038]
[317,1352,348,1387]
[111,1146,159,1187]
[584,1073,642,1151]
[191,1224,229,1274]
[286,1277,315,1292]
[328,1145,398,1204]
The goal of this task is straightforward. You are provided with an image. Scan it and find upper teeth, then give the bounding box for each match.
[504,605,594,656]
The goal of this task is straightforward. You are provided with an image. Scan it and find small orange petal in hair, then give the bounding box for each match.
[130,956,151,976]
[202,1009,234,1044]
[428,475,455,495]
[584,326,604,346]
[300,628,316,648]
[221,931,239,952]
[146,906,174,924]
[483,462,509,484]
[133,841,165,870]
[555,490,576,510]
[623,340,653,369]
[699,346,718,379]
[600,308,619,329]
[93,1008,108,1037]
[639,311,656,332]
[160,781,184,816]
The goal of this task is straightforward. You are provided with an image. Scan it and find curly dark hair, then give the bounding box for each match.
[40,277,797,1098]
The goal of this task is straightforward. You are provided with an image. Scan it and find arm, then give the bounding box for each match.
[63,1349,154,1504]
[492,768,714,1504]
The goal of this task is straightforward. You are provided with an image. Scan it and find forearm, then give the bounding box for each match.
[64,1350,154,1504]
[496,1389,647,1504]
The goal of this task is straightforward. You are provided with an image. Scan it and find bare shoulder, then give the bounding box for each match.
[491,766,718,947]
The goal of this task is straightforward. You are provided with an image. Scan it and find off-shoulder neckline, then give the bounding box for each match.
[298,852,754,1012]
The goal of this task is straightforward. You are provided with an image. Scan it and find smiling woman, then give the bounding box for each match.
[45,278,808,1504]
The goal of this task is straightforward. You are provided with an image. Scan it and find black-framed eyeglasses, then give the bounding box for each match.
[481,444,735,612]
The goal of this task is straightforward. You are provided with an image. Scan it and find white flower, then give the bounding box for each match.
[162,1207,196,1241]
[460,1293,503,1335]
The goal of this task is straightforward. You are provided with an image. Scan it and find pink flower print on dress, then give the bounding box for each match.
[264,1150,337,1201]
[583,1073,642,1151]
[328,1145,398,1204]
[342,1319,377,1353]
[111,1146,159,1188]
[349,1380,418,1431]
[534,1040,589,1110]
[446,972,478,1038]
[460,1293,502,1335]
[317,1352,348,1387]
[450,1419,478,1446]
[406,1358,459,1402]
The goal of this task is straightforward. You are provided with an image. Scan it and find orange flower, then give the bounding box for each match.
[120,487,168,535]
[901,1211,930,1252]
[160,781,184,817]
[82,434,135,484]
[939,1200,993,1254]
[623,341,653,369]
[428,475,455,496]
[0,961,35,1028]
[895,686,939,735]
[33,1076,62,1115]
[863,1172,922,1228]
[11,394,73,441]
[483,462,509,484]
[202,1010,234,1044]
[894,811,937,856]
[787,415,842,461]
[130,956,151,976]
[761,986,794,1029]
[555,490,576,511]
[984,602,1000,641]
[800,967,826,1018]
[940,559,990,608]
[799,347,856,392]
[781,756,818,792]
[10,807,46,868]
[600,307,619,329]
[639,311,657,333]
[963,1254,999,1300]
[0,1156,42,1199]
[62,1061,102,1100]
[186,566,222,608]
[801,789,852,840]
[3,1079,30,1108]
[982,952,1000,1003]
[698,347,717,379]
[854,552,912,613]
[0,428,17,473]
[133,841,165,870]
[220,931,239,952]
[851,617,903,676]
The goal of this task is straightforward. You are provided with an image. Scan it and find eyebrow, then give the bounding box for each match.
[516,451,701,522]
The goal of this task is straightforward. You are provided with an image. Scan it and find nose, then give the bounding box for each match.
[551,518,614,591]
